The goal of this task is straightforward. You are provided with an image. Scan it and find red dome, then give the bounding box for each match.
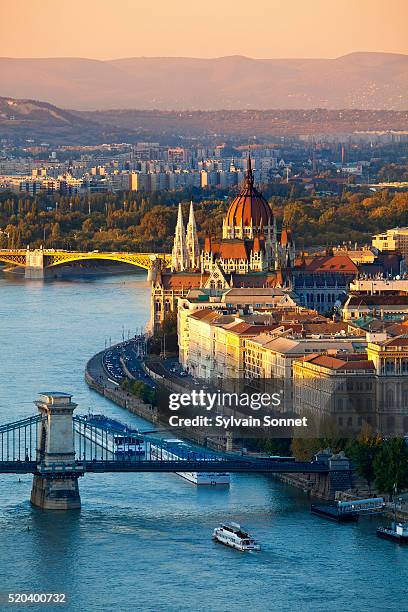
[225,157,273,228]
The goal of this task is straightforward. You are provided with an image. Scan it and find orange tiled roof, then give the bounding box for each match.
[161,273,208,290]
[226,322,278,335]
[189,310,226,325]
[382,336,408,347]
[348,294,408,306]
[300,353,374,371]
[297,255,358,274]
[211,240,250,260]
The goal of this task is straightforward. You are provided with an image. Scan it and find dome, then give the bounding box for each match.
[224,156,273,229]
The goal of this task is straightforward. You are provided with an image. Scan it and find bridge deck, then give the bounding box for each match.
[0,459,330,474]
[0,249,171,270]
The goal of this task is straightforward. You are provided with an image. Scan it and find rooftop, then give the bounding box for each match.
[297,353,375,372]
[347,294,408,306]
[296,254,358,274]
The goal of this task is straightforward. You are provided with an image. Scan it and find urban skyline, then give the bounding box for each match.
[1,2,408,609]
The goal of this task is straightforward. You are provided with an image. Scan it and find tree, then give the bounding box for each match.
[121,379,156,405]
[290,437,323,461]
[373,438,408,497]
[138,206,176,242]
[148,311,178,355]
[348,432,382,493]
[51,222,60,242]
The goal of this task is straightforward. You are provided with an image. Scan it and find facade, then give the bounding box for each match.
[349,278,408,294]
[184,310,280,379]
[372,227,408,259]
[179,293,365,383]
[293,354,376,434]
[366,336,408,435]
[342,294,408,321]
[291,335,408,436]
[177,287,299,367]
[333,247,377,265]
[292,253,358,313]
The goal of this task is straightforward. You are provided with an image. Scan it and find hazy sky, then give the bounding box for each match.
[1,0,407,59]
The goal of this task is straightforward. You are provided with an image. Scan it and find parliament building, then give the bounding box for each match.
[150,157,295,331]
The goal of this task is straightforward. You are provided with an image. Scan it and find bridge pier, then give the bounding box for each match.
[31,392,81,510]
[313,450,353,500]
[147,257,159,283]
[25,249,45,279]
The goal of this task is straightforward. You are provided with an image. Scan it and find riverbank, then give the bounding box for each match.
[85,344,230,450]
[85,349,158,423]
[85,342,356,501]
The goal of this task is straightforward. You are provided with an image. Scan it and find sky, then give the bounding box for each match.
[1,0,407,59]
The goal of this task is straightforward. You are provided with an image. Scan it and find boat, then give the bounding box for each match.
[377,522,408,543]
[212,523,261,551]
[75,413,146,456]
[311,502,359,522]
[376,484,408,543]
[149,439,230,485]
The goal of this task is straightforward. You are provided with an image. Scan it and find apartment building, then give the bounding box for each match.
[372,227,408,259]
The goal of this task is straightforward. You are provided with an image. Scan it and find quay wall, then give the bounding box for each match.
[85,355,159,424]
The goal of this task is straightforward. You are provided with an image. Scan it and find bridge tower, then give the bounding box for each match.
[25,248,45,279]
[30,392,82,510]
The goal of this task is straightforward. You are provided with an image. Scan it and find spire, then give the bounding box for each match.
[171,203,188,272]
[245,152,254,187]
[186,200,200,270]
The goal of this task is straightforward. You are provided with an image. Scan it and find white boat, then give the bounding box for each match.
[149,439,230,485]
[212,522,261,551]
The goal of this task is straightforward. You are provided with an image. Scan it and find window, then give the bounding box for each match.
[386,361,395,374]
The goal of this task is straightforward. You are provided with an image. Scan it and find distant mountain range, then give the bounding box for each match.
[0,53,407,111]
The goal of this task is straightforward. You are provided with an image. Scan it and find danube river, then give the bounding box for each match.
[0,272,407,611]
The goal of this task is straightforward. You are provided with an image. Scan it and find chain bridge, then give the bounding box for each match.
[0,248,171,279]
[0,392,352,510]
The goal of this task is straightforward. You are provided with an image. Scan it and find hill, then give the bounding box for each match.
[1,97,408,144]
[0,53,407,111]
[0,97,141,144]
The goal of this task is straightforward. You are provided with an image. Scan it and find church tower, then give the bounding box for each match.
[171,203,188,272]
[186,201,200,270]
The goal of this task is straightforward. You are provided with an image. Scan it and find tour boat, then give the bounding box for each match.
[149,439,230,485]
[377,522,408,543]
[212,522,261,551]
[75,414,146,456]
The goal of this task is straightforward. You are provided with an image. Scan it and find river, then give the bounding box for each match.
[0,272,406,612]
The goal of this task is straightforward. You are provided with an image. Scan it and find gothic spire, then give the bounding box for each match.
[171,203,188,272]
[245,152,254,187]
[186,200,200,270]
